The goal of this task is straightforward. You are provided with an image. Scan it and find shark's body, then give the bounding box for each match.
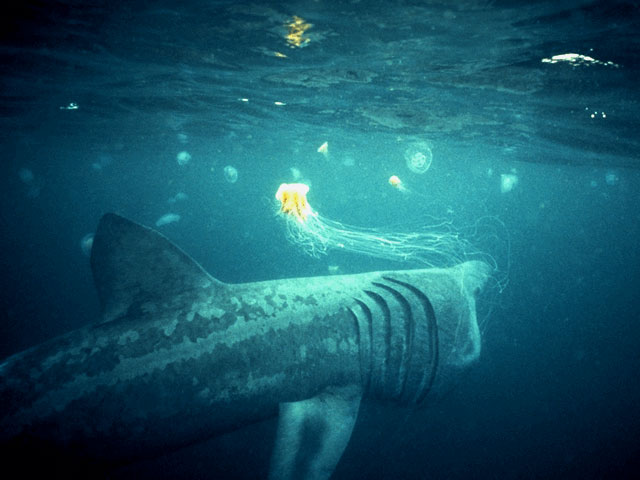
[0,213,490,479]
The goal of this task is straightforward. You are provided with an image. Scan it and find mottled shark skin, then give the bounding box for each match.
[0,213,490,479]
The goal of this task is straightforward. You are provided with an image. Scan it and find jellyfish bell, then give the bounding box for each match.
[404,141,433,174]
[224,165,238,183]
[388,175,402,188]
[275,183,313,223]
[80,233,94,257]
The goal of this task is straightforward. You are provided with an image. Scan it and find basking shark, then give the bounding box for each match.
[0,213,490,479]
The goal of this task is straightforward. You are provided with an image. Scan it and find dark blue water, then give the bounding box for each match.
[1,1,639,478]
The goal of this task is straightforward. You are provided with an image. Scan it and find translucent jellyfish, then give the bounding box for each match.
[500,174,518,193]
[18,167,41,197]
[342,156,355,167]
[404,141,433,174]
[92,154,113,171]
[290,167,302,180]
[18,168,34,184]
[80,233,94,257]
[224,165,238,183]
[168,192,188,204]
[155,213,181,227]
[274,183,469,267]
[176,151,191,166]
[605,171,619,186]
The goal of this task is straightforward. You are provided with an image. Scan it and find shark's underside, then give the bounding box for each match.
[0,213,490,479]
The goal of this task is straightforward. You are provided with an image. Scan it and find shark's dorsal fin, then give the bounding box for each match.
[90,213,221,323]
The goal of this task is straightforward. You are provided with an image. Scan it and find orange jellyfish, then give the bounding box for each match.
[317,141,329,158]
[388,175,408,193]
[275,183,314,223]
[388,174,427,197]
[274,182,471,266]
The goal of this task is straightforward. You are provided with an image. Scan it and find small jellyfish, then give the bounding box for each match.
[92,154,113,171]
[59,102,78,110]
[605,171,619,186]
[174,192,188,202]
[500,173,518,193]
[80,233,94,257]
[168,192,188,204]
[404,141,433,174]
[388,174,425,197]
[317,141,329,157]
[155,213,181,227]
[176,151,191,166]
[290,167,302,180]
[342,156,355,167]
[388,175,408,193]
[18,167,34,184]
[224,165,238,183]
[18,167,41,197]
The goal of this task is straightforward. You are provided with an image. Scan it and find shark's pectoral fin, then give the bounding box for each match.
[269,385,362,480]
